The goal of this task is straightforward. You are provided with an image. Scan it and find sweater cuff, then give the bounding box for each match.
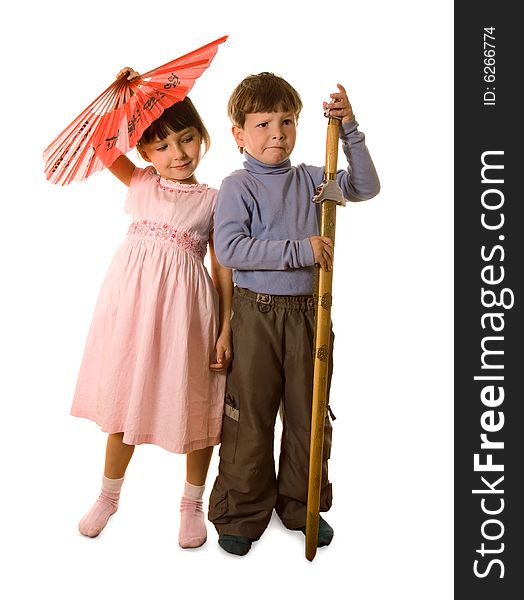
[339,117,359,138]
[298,238,315,267]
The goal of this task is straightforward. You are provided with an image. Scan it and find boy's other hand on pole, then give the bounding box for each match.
[309,236,334,271]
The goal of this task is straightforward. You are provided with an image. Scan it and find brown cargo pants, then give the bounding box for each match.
[208,286,333,540]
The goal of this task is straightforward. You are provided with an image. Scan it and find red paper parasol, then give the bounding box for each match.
[43,36,227,185]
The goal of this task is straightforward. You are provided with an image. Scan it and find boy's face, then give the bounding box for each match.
[233,111,297,165]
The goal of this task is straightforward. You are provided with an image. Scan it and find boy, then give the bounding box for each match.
[208,72,380,556]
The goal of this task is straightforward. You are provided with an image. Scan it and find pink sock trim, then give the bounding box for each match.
[102,475,125,493]
[183,481,205,500]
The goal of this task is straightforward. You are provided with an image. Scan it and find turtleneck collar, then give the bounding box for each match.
[243,151,292,175]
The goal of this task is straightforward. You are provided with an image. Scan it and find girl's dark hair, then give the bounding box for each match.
[228,72,303,127]
[138,97,210,151]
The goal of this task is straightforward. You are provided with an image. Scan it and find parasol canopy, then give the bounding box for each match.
[43,35,227,185]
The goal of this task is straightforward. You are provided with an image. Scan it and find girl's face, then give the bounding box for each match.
[139,127,202,184]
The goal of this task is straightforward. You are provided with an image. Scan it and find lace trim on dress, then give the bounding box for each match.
[127,220,207,260]
[155,176,209,193]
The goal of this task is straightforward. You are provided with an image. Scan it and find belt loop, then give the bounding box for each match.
[256,293,272,313]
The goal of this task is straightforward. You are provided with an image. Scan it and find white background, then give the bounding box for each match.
[1,1,453,598]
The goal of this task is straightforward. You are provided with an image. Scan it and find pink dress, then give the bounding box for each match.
[71,167,225,453]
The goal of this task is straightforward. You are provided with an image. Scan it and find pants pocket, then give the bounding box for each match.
[219,393,239,463]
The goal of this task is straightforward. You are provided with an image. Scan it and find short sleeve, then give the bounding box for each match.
[124,166,156,214]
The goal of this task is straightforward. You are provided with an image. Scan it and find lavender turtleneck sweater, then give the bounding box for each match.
[214,118,380,295]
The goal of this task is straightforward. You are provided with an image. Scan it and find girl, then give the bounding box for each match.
[71,67,232,549]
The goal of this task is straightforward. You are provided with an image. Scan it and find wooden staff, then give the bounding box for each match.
[305,116,345,561]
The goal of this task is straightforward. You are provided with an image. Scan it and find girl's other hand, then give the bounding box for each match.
[210,333,233,371]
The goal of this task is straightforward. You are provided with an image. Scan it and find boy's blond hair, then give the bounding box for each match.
[227,72,303,128]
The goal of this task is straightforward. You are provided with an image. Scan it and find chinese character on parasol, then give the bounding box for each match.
[43,35,227,185]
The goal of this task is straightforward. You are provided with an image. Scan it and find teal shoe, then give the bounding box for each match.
[298,516,334,547]
[218,534,252,556]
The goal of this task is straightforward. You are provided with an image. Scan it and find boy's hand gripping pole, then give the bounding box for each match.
[306,116,345,561]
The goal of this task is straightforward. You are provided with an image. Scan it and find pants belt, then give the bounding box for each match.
[235,287,316,311]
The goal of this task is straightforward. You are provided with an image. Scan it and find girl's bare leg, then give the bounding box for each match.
[186,446,213,486]
[104,432,135,479]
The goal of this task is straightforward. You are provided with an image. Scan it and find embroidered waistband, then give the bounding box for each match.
[127,219,206,260]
